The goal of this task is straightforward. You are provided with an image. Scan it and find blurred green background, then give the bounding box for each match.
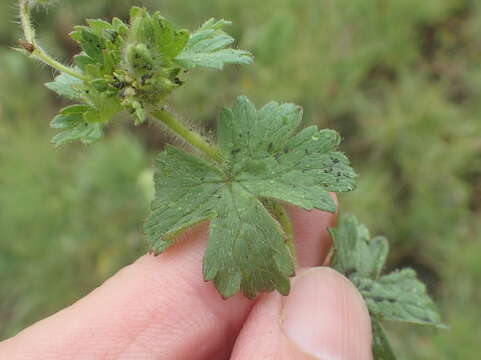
[1,0,480,358]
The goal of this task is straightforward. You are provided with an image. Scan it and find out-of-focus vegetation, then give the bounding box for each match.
[1,0,480,358]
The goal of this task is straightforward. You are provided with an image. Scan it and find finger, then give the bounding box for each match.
[230,267,372,360]
[287,194,337,266]
[0,206,336,360]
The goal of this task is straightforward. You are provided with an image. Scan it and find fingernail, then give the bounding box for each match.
[281,267,372,360]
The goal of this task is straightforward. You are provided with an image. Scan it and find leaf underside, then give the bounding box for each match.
[145,96,356,298]
[330,214,445,359]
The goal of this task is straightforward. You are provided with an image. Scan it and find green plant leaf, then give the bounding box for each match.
[145,96,356,298]
[352,270,444,327]
[45,72,83,100]
[51,121,103,146]
[175,18,253,69]
[330,214,388,279]
[49,100,120,146]
[43,10,254,142]
[203,184,294,299]
[372,318,397,360]
[330,214,445,359]
[143,146,224,253]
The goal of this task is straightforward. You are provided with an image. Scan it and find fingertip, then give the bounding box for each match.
[231,267,372,360]
[282,267,372,360]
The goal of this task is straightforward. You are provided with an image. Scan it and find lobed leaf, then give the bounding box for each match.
[330,213,388,279]
[219,96,356,213]
[175,18,253,69]
[330,214,445,359]
[145,96,356,298]
[352,270,444,327]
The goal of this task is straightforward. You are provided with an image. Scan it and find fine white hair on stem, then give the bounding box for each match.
[17,0,88,81]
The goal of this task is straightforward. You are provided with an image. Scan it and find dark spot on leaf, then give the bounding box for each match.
[372,296,396,304]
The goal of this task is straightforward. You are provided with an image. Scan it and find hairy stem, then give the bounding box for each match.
[19,0,35,42]
[267,200,297,264]
[18,0,89,81]
[152,109,223,163]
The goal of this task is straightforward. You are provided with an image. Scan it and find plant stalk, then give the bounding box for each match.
[152,109,223,163]
[19,0,89,81]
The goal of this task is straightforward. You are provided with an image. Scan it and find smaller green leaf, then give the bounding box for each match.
[353,270,445,327]
[112,17,129,35]
[51,122,103,146]
[86,19,113,34]
[50,112,83,129]
[330,214,388,279]
[48,102,114,146]
[152,13,190,58]
[330,214,445,359]
[175,18,253,70]
[45,73,84,100]
[372,318,397,360]
[79,29,105,64]
[73,54,96,70]
[58,104,90,115]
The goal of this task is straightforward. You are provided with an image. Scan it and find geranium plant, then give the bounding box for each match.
[15,1,444,357]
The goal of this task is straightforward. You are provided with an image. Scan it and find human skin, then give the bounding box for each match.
[0,204,372,360]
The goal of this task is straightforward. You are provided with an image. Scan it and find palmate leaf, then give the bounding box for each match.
[145,96,356,298]
[352,270,444,327]
[330,214,445,359]
[175,18,253,70]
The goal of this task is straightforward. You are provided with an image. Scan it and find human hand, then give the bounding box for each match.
[0,206,372,360]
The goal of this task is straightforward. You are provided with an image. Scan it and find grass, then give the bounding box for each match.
[1,0,481,358]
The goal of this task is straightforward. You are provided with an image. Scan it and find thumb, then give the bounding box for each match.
[230,267,373,360]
